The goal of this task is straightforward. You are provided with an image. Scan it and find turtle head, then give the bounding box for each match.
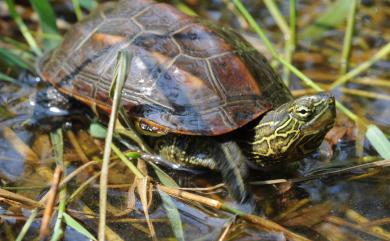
[251,93,335,163]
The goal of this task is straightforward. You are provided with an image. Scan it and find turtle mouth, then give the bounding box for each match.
[302,93,336,132]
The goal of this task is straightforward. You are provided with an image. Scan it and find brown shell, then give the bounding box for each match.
[37,0,292,135]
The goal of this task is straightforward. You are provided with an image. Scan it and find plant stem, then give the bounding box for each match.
[331,42,390,89]
[283,0,296,86]
[99,50,131,241]
[340,0,357,75]
[264,0,289,36]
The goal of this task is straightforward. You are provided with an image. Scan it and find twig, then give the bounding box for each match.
[39,167,63,240]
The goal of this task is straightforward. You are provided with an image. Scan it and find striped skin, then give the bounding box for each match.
[149,93,335,204]
[37,0,335,204]
[247,93,336,165]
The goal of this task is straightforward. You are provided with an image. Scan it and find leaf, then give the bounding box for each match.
[63,212,97,241]
[366,124,390,159]
[89,122,107,139]
[158,189,185,241]
[150,162,179,188]
[300,0,351,42]
[125,151,141,159]
[29,0,62,50]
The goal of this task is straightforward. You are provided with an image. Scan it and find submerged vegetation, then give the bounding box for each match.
[0,0,390,240]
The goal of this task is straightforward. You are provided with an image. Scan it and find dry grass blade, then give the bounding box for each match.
[2,127,40,165]
[157,185,311,241]
[82,204,124,241]
[66,130,90,163]
[137,177,157,241]
[99,50,131,241]
[345,209,390,239]
[39,167,63,239]
[331,42,390,89]
[0,188,44,208]
[217,218,236,241]
[325,216,390,240]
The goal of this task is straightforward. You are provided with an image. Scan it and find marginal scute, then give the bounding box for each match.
[38,0,293,136]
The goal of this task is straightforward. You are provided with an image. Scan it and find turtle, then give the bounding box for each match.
[37,0,336,203]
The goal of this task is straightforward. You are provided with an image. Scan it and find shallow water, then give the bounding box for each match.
[0,1,390,240]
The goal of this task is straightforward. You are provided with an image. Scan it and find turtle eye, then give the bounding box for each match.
[295,106,311,119]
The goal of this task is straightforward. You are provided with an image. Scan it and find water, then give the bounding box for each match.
[1,1,390,240]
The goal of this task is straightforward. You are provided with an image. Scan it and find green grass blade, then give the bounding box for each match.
[99,50,132,240]
[263,0,289,35]
[149,162,179,188]
[79,0,98,11]
[5,0,42,56]
[72,0,83,21]
[29,0,62,50]
[331,42,390,89]
[300,0,351,42]
[0,36,30,51]
[366,125,390,159]
[158,189,185,241]
[50,128,64,165]
[111,143,144,178]
[232,0,278,57]
[0,72,17,83]
[339,0,357,75]
[63,213,97,241]
[171,0,197,16]
[15,210,38,241]
[50,129,66,241]
[0,48,33,71]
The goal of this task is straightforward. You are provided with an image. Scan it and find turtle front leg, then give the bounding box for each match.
[148,134,254,205]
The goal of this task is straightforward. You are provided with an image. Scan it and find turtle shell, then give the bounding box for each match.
[37,0,292,135]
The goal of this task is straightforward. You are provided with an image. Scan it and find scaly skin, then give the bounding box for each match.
[147,93,336,203]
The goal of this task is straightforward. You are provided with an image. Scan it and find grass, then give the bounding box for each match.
[0,1,390,241]
[99,50,131,240]
[232,0,390,160]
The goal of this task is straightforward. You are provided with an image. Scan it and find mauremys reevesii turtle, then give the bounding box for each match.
[37,0,336,203]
